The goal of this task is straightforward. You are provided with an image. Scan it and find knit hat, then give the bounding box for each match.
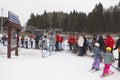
[95,42,100,47]
[106,47,112,52]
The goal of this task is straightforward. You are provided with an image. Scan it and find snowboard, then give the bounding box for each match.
[100,71,114,78]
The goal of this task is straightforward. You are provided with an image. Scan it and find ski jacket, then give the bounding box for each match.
[21,36,24,42]
[98,35,105,52]
[68,35,73,44]
[34,34,40,42]
[104,36,114,49]
[73,35,77,44]
[30,35,34,42]
[55,34,60,42]
[103,52,114,64]
[92,46,101,59]
[59,36,63,43]
[77,36,84,47]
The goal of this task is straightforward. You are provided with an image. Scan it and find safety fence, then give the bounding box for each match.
[41,41,69,58]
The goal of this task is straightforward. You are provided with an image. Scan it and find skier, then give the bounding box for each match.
[97,35,105,62]
[98,35,105,53]
[24,35,29,48]
[83,35,87,55]
[91,42,101,71]
[59,34,64,50]
[114,34,120,70]
[42,35,49,50]
[77,34,84,56]
[34,34,40,49]
[72,34,77,53]
[30,34,34,48]
[92,35,97,49]
[104,34,114,52]
[101,47,114,77]
[68,34,73,51]
[21,36,24,48]
[2,35,7,46]
[55,33,60,51]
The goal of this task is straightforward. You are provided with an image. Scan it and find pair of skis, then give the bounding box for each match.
[111,59,120,72]
[89,68,115,78]
[100,71,114,78]
[111,64,120,72]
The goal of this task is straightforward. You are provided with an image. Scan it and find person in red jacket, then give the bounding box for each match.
[72,34,77,53]
[55,33,60,51]
[68,34,73,51]
[59,34,64,50]
[104,34,114,52]
[30,34,34,48]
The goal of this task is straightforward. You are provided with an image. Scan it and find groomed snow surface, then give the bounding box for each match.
[0,43,120,80]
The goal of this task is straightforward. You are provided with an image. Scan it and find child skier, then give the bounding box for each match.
[91,42,101,71]
[101,47,114,77]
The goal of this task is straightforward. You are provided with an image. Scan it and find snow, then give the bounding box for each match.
[0,42,120,80]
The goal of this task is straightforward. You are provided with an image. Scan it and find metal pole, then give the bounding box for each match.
[1,8,3,33]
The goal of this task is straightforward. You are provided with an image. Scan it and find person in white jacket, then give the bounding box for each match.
[42,36,49,50]
[77,34,84,56]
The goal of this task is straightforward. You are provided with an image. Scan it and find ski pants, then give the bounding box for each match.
[92,58,100,69]
[103,64,110,74]
[78,46,84,56]
[55,42,59,51]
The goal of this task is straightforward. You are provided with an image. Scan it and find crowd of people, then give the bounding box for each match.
[66,33,120,77]
[0,33,120,77]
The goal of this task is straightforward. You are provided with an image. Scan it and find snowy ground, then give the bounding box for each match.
[0,42,120,80]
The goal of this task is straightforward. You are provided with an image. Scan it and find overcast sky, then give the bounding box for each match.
[0,0,119,26]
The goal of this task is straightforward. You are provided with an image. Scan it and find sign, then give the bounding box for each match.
[8,11,20,24]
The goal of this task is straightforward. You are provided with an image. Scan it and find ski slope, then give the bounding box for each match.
[0,44,120,80]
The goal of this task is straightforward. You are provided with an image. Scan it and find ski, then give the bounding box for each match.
[100,71,114,78]
[89,68,102,73]
[111,64,120,72]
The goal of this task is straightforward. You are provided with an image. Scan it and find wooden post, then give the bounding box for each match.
[15,30,19,56]
[7,26,11,58]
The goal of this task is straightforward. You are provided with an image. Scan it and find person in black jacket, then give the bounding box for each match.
[98,35,105,62]
[98,35,105,53]
[83,35,87,55]
[2,35,7,46]
[114,34,120,70]
[34,34,40,49]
